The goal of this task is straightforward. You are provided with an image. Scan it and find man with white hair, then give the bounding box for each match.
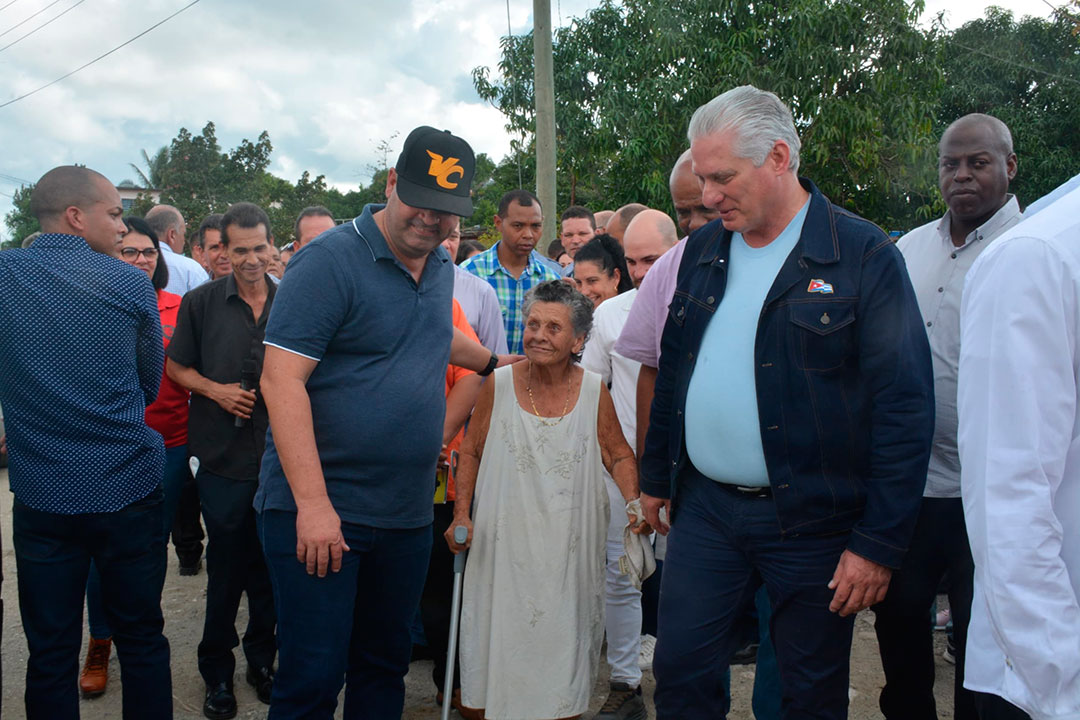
[639,86,934,719]
[145,204,209,295]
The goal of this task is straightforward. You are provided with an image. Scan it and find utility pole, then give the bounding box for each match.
[533,0,557,250]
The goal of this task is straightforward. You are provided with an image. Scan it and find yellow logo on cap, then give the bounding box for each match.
[426,150,465,189]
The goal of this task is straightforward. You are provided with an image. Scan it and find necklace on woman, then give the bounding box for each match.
[526,362,572,427]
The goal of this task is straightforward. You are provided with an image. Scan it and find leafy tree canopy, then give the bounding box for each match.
[937,6,1080,208]
[2,185,37,250]
[473,0,945,230]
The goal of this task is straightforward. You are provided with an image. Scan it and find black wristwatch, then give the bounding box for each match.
[477,352,499,377]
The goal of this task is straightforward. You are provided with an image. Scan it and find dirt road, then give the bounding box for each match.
[0,467,956,718]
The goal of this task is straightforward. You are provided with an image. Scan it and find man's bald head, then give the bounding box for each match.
[145,205,187,253]
[31,166,111,225]
[669,149,720,236]
[940,113,1013,157]
[606,203,648,244]
[30,166,125,255]
[593,210,615,233]
[623,209,678,287]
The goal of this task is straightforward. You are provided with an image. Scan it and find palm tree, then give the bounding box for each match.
[128,146,169,189]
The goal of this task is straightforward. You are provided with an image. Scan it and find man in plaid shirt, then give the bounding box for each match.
[459,189,562,354]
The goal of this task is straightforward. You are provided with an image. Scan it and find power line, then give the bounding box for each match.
[0,0,89,54]
[0,0,201,110]
[0,172,33,184]
[0,0,65,39]
[0,0,20,13]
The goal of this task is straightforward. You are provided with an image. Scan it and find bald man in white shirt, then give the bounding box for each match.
[877,113,1022,720]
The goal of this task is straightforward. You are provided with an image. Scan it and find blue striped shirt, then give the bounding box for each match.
[0,233,165,514]
[459,243,561,354]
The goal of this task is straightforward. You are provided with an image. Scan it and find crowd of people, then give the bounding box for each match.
[0,84,1077,720]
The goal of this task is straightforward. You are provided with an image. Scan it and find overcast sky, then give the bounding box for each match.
[0,0,1056,237]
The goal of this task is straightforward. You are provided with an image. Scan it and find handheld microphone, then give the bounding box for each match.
[235,357,258,428]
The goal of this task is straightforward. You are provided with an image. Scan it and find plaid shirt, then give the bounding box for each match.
[459,243,562,354]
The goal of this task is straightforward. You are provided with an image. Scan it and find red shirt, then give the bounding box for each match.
[145,290,190,447]
[444,299,479,499]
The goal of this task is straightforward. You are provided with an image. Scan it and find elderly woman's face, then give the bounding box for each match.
[523,301,584,366]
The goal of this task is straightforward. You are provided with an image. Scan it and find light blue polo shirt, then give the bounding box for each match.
[684,199,809,487]
[256,203,454,528]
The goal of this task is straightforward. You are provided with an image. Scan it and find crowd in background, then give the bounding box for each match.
[0,84,1078,720]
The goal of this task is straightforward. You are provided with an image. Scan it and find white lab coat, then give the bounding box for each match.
[958,185,1080,720]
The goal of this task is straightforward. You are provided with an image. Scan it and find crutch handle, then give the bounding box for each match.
[453,525,468,573]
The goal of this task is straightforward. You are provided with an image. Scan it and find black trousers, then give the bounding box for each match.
[873,496,976,720]
[975,692,1032,720]
[195,469,276,685]
[171,460,204,567]
[419,503,461,693]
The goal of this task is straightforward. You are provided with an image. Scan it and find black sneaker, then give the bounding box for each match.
[595,681,647,720]
[732,642,759,665]
[179,559,203,576]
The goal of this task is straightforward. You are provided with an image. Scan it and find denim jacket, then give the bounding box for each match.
[640,179,934,569]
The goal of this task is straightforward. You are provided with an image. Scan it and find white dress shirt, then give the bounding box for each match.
[898,196,1023,497]
[583,289,639,452]
[160,243,209,296]
[958,185,1080,720]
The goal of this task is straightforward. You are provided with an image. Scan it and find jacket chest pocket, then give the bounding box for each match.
[788,302,856,371]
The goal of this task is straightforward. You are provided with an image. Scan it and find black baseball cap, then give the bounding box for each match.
[394,126,475,217]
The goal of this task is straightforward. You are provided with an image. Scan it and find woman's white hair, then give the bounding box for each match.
[687,86,802,172]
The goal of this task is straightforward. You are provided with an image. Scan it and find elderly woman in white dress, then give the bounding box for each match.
[446,280,648,720]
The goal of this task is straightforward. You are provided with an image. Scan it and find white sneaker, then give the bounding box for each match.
[638,634,656,671]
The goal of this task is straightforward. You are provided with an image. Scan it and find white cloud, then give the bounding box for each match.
[0,0,1057,237]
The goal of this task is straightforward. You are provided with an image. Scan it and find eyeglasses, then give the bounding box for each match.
[120,247,159,260]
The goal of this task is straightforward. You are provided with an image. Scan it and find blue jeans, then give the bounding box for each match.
[13,487,171,720]
[654,469,854,720]
[86,444,187,639]
[258,509,432,719]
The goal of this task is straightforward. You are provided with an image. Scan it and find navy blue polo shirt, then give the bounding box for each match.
[255,204,454,528]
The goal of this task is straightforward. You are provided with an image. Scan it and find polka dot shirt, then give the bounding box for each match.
[0,233,165,514]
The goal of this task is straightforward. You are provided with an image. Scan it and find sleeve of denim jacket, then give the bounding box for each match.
[848,237,934,569]
[639,288,685,499]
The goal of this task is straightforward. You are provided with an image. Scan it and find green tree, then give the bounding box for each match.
[474,0,945,229]
[2,185,38,250]
[937,7,1080,207]
[157,122,229,227]
[128,146,169,188]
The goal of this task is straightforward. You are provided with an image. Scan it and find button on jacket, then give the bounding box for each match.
[640,179,935,569]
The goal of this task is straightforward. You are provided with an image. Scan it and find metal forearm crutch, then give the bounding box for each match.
[441,524,469,720]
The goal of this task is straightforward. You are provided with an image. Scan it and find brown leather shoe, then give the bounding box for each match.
[79,636,111,698]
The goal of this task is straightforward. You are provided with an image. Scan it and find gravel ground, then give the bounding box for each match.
[0,467,956,718]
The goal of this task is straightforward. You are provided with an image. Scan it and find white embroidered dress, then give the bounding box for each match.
[459,364,609,719]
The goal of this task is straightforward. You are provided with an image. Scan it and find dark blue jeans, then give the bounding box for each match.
[13,488,171,720]
[86,444,188,638]
[654,469,854,720]
[258,509,432,719]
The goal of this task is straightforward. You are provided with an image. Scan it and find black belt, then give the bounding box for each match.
[719,483,772,499]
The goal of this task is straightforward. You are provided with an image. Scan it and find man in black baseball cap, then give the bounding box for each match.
[393,125,475,216]
[255,125,504,718]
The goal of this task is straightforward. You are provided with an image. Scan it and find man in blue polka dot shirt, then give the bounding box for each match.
[0,166,173,718]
